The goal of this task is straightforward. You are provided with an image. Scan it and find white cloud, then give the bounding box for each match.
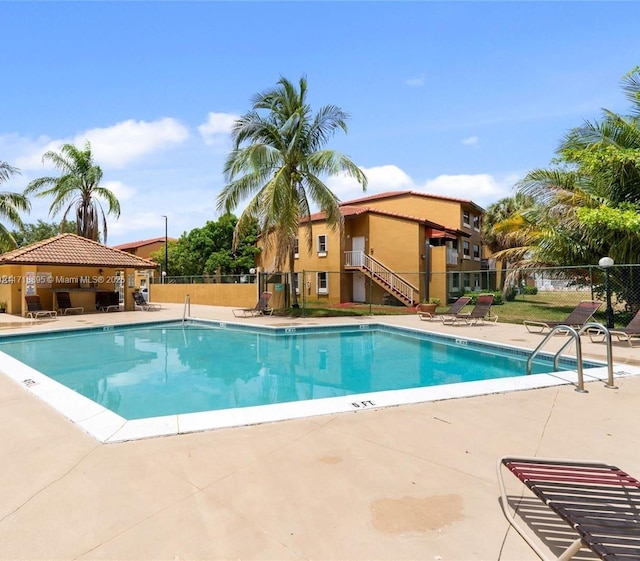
[462,136,479,146]
[82,118,189,168]
[328,164,412,200]
[405,75,425,87]
[326,166,519,209]
[102,180,136,202]
[198,112,238,146]
[14,118,190,171]
[418,173,518,208]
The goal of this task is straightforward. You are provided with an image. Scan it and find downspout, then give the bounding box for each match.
[423,241,431,302]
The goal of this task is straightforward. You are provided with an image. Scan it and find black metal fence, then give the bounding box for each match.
[151,265,640,325]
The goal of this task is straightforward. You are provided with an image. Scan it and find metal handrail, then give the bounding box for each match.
[580,323,615,389]
[182,294,191,324]
[548,323,615,389]
[344,250,419,304]
[526,325,587,392]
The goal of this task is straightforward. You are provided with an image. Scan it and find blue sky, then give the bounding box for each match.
[2,1,638,246]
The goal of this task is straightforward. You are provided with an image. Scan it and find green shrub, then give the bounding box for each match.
[522,285,538,295]
[466,291,503,305]
[504,287,518,302]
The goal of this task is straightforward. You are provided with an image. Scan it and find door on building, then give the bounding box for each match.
[352,236,365,266]
[352,236,366,302]
[353,273,366,302]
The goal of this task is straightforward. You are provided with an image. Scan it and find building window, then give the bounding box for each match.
[473,244,480,259]
[317,272,328,294]
[463,210,470,227]
[293,272,301,294]
[463,241,470,258]
[450,238,459,250]
[463,273,471,290]
[450,272,460,290]
[474,273,481,290]
[294,238,299,259]
[317,235,327,256]
[473,215,481,231]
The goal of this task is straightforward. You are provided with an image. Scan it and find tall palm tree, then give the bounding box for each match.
[493,68,640,268]
[24,141,120,243]
[217,76,367,306]
[0,161,31,251]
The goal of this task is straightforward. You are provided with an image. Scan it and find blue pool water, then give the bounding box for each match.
[0,322,591,420]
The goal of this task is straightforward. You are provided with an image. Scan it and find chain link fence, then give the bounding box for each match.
[259,265,640,326]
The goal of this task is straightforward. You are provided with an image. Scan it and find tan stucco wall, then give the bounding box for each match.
[429,247,448,303]
[150,283,258,308]
[130,241,165,260]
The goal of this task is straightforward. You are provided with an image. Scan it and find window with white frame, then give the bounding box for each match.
[473,215,481,231]
[317,272,328,294]
[474,273,481,289]
[463,273,471,290]
[463,241,470,258]
[294,238,299,259]
[473,244,480,259]
[293,272,301,294]
[317,234,327,256]
[463,210,470,227]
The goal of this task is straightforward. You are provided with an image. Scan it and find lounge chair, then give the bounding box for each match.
[418,296,471,321]
[96,291,120,312]
[498,456,640,560]
[133,291,161,311]
[55,291,84,315]
[233,292,273,318]
[24,295,57,319]
[588,308,640,347]
[524,300,602,333]
[441,294,498,325]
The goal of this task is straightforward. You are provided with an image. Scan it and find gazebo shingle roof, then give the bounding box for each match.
[0,234,157,269]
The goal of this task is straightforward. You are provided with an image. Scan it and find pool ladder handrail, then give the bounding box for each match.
[526,322,614,392]
[182,294,191,324]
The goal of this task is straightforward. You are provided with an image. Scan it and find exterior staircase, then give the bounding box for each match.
[344,251,419,306]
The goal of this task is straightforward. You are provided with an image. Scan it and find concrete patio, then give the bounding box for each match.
[1,304,638,560]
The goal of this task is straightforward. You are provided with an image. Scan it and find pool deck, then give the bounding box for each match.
[1,304,639,560]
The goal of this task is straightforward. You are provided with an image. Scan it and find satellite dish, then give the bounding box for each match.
[249,268,256,274]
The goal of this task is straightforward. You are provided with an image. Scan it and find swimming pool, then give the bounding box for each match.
[0,320,617,442]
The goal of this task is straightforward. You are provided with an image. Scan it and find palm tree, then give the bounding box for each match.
[24,141,120,243]
[0,161,31,251]
[217,76,367,306]
[493,68,640,268]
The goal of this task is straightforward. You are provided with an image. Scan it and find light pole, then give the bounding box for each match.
[598,256,614,328]
[162,215,168,283]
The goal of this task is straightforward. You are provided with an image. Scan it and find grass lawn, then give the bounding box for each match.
[277,291,619,326]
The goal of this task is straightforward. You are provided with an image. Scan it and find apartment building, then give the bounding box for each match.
[257,190,492,306]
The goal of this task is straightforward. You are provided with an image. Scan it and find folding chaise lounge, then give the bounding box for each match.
[498,455,640,560]
[133,291,161,311]
[418,296,471,321]
[96,291,121,312]
[523,300,602,333]
[55,291,84,315]
[233,292,273,318]
[588,308,640,347]
[24,295,57,319]
[441,294,498,325]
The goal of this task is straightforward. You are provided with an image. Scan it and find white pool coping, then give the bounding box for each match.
[2,319,639,443]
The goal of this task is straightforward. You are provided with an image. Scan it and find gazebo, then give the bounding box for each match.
[0,234,158,315]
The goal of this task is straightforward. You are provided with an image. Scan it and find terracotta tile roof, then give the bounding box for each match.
[307,205,466,236]
[0,234,157,269]
[113,237,177,251]
[342,190,486,213]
